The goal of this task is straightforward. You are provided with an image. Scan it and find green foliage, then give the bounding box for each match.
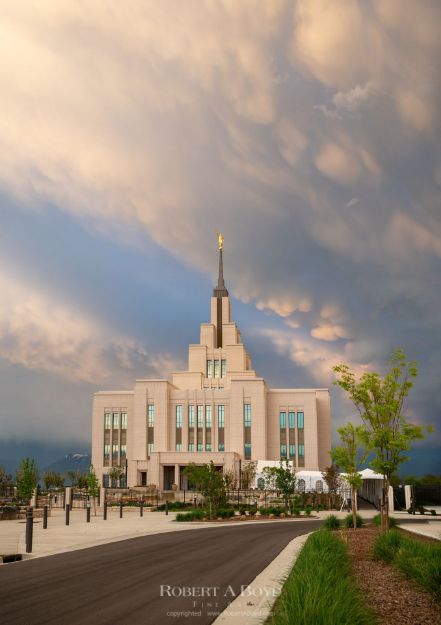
[16,457,38,502]
[258,506,284,517]
[175,509,206,522]
[240,462,256,489]
[321,464,342,499]
[305,505,313,516]
[262,461,296,510]
[323,514,341,530]
[43,471,64,490]
[216,508,235,518]
[269,530,375,625]
[108,466,125,484]
[183,461,226,519]
[334,350,431,529]
[155,501,193,511]
[343,513,364,528]
[223,468,238,490]
[87,465,100,515]
[373,530,441,599]
[372,514,397,528]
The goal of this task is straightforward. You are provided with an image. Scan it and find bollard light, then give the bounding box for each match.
[65,503,70,526]
[26,507,33,553]
[43,505,48,530]
[103,501,107,520]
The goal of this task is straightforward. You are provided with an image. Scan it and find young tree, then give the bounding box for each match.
[331,424,366,530]
[334,349,430,529]
[184,462,226,519]
[0,466,14,496]
[108,466,125,487]
[67,470,79,486]
[322,464,342,509]
[43,471,64,490]
[87,465,100,516]
[223,468,238,491]
[240,462,256,489]
[262,462,296,511]
[16,458,39,503]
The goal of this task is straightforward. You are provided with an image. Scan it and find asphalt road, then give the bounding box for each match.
[0,520,320,625]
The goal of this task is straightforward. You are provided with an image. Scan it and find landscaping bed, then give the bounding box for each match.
[345,527,441,625]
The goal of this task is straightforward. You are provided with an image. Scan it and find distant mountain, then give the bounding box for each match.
[46,452,91,475]
[0,440,90,475]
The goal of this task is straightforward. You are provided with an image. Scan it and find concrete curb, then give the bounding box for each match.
[212,531,312,625]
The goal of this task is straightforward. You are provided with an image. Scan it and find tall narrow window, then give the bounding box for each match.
[244,403,251,459]
[147,404,154,458]
[297,412,304,429]
[280,444,287,459]
[218,405,225,451]
[298,444,305,457]
[121,412,127,429]
[221,359,226,378]
[188,405,195,452]
[113,413,119,429]
[289,444,296,459]
[120,444,127,459]
[197,405,203,451]
[288,411,295,429]
[112,443,119,461]
[176,405,183,428]
[244,404,251,427]
[205,405,212,450]
[214,359,219,378]
[205,405,212,428]
[104,413,111,429]
[279,411,286,428]
[288,411,295,461]
[206,360,213,378]
[104,444,110,460]
[176,405,183,451]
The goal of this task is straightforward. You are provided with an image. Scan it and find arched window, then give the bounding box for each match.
[298,479,305,492]
[316,480,323,493]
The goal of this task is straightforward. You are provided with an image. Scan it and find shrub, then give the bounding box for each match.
[373,530,441,600]
[155,501,194,511]
[270,530,375,625]
[372,530,403,563]
[323,514,341,530]
[372,514,397,528]
[175,509,206,522]
[305,506,313,516]
[343,513,364,528]
[430,509,437,516]
[258,506,284,517]
[216,508,235,519]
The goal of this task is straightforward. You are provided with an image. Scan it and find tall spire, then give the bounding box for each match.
[213,233,229,297]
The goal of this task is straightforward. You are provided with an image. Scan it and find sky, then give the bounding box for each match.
[0,1,440,475]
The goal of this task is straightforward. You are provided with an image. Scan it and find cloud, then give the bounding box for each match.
[0,269,181,385]
[333,82,376,112]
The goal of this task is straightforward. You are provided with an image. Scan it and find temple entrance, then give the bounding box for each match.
[163,466,175,490]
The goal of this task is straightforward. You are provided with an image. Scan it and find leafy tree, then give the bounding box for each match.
[184,462,226,519]
[331,424,365,530]
[262,461,296,511]
[334,349,430,529]
[87,465,100,516]
[322,464,342,509]
[16,457,39,503]
[0,466,14,493]
[67,470,79,486]
[43,471,65,490]
[240,462,256,489]
[77,473,89,489]
[108,466,125,487]
[223,468,238,490]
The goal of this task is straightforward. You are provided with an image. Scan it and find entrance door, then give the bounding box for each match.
[163,466,175,490]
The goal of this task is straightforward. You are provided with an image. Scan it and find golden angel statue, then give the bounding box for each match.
[217,232,224,250]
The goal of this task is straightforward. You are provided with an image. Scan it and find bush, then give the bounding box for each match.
[372,529,403,562]
[372,514,397,528]
[305,506,313,516]
[258,506,284,517]
[323,514,341,530]
[175,509,206,522]
[216,508,235,519]
[430,509,437,516]
[269,530,375,625]
[155,501,194,511]
[343,513,364,528]
[373,530,441,600]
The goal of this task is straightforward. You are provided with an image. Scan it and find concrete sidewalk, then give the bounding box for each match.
[0,506,389,561]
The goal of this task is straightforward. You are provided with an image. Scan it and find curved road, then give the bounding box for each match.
[0,520,320,625]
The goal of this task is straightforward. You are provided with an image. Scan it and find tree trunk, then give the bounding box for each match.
[383,480,389,530]
[352,485,357,529]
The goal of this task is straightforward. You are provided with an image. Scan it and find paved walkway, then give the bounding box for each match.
[393,511,441,541]
[0,506,404,560]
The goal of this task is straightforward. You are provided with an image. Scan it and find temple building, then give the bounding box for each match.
[91,237,331,489]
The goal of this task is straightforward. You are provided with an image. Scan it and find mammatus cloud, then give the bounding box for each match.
[0,2,440,449]
[0,270,181,386]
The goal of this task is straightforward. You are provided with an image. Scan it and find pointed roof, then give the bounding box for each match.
[213,237,229,298]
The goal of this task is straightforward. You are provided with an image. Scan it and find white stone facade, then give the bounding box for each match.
[91,248,331,490]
